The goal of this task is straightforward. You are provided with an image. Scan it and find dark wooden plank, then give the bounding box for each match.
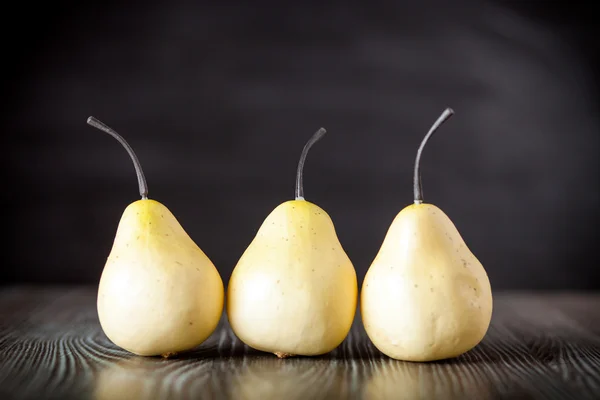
[0,286,599,400]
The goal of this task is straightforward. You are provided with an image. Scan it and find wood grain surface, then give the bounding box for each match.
[0,286,599,400]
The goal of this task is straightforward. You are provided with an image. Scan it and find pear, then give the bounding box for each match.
[88,117,224,357]
[361,108,493,362]
[227,128,358,358]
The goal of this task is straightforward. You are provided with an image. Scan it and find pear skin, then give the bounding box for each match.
[361,108,493,362]
[227,199,357,357]
[88,117,224,357]
[361,203,492,361]
[227,128,358,357]
[97,199,224,356]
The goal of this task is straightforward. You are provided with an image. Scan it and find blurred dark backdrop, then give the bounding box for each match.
[4,0,598,290]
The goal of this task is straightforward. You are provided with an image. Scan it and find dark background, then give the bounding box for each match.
[4,0,598,290]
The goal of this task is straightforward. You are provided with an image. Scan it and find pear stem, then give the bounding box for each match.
[87,116,149,200]
[413,108,455,204]
[295,128,327,200]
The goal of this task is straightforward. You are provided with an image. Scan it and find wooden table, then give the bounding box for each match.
[0,287,599,400]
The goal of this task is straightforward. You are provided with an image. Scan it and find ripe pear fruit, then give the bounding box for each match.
[227,128,358,358]
[361,108,493,362]
[88,117,224,357]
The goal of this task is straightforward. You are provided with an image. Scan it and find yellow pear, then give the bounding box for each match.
[227,128,358,358]
[361,108,493,362]
[88,117,224,357]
